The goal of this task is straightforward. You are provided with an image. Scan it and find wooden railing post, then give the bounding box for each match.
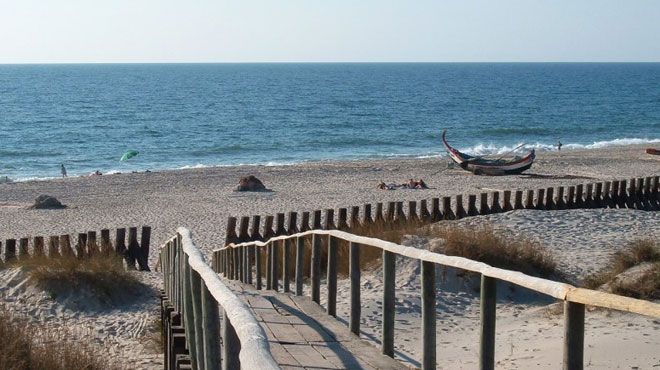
[48,235,60,257]
[503,190,513,211]
[295,235,304,296]
[480,193,490,214]
[556,186,566,209]
[75,233,85,259]
[34,236,44,257]
[139,226,151,271]
[311,234,321,303]
[4,239,16,263]
[535,188,546,210]
[349,242,361,336]
[255,245,263,290]
[468,194,478,216]
[18,238,29,260]
[490,192,502,213]
[480,275,497,370]
[431,198,441,221]
[222,313,241,370]
[525,190,535,209]
[127,228,138,268]
[421,260,436,370]
[382,250,395,357]
[200,281,220,370]
[563,301,585,370]
[115,228,126,256]
[327,235,338,317]
[442,196,454,219]
[514,190,524,210]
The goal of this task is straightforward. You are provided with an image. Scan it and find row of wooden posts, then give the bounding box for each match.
[222,176,659,247]
[0,226,152,271]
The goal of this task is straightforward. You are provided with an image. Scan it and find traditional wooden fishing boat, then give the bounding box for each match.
[442,130,536,175]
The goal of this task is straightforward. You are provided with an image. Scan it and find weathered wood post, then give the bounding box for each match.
[610,181,620,208]
[327,235,338,317]
[563,301,585,370]
[431,198,441,221]
[139,226,151,271]
[127,228,139,269]
[585,184,594,208]
[264,215,274,288]
[490,192,502,213]
[535,188,546,210]
[503,190,513,211]
[48,236,60,257]
[603,181,612,208]
[375,203,385,224]
[421,260,436,370]
[618,180,627,208]
[480,193,490,214]
[455,195,467,219]
[200,281,220,370]
[222,313,241,370]
[635,178,644,209]
[115,228,126,256]
[75,233,86,259]
[514,190,524,210]
[283,212,297,293]
[627,178,636,209]
[468,194,479,216]
[556,186,566,210]
[338,208,349,230]
[295,212,310,295]
[525,190,535,209]
[442,196,454,219]
[350,242,361,336]
[350,206,361,230]
[594,183,603,208]
[87,231,98,257]
[566,186,576,209]
[311,211,322,304]
[255,244,263,290]
[98,229,110,255]
[480,275,497,370]
[420,199,431,221]
[60,234,73,256]
[408,200,419,222]
[4,239,16,263]
[395,202,406,223]
[545,187,555,210]
[575,184,584,208]
[18,238,29,259]
[362,204,373,225]
[386,202,396,222]
[239,217,250,283]
[382,250,395,357]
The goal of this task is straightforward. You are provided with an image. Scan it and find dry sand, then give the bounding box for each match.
[0,144,658,369]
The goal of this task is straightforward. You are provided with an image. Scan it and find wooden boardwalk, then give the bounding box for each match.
[225,280,407,370]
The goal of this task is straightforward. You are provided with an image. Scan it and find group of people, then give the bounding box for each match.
[378,178,429,190]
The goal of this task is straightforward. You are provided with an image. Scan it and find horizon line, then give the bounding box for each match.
[1,60,660,66]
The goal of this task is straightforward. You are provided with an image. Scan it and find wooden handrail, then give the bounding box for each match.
[161,228,279,370]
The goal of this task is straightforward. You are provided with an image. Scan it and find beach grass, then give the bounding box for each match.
[16,253,143,306]
[584,238,660,299]
[0,310,115,370]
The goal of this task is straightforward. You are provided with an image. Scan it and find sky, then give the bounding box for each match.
[1,0,659,63]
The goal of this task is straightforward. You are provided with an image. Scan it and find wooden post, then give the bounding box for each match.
[18,238,29,259]
[603,181,612,208]
[525,190,535,209]
[266,242,273,289]
[386,202,396,222]
[514,190,524,210]
[421,260,436,370]
[300,212,311,232]
[594,182,603,208]
[503,190,512,211]
[250,215,263,241]
[480,275,497,370]
[284,212,298,292]
[87,231,98,256]
[490,192,502,213]
[115,228,126,255]
[75,233,86,259]
[575,184,584,208]
[338,208,349,230]
[350,206,361,230]
[295,236,304,296]
[627,179,636,208]
[362,204,373,225]
[34,236,45,257]
[480,193,489,215]
[442,196,454,219]
[139,226,151,271]
[222,313,241,370]
[585,184,594,208]
[535,188,545,210]
[468,194,478,216]
[127,228,141,268]
[618,180,627,208]
[382,250,395,357]
[635,178,643,209]
[327,235,337,317]
[454,195,466,219]
[349,242,361,336]
[431,198,441,221]
[556,186,566,210]
[255,245,262,290]
[563,301,585,370]
[48,236,60,257]
[567,186,576,209]
[420,199,431,221]
[98,229,110,254]
[311,234,321,304]
[4,239,16,263]
[375,203,385,223]
[225,217,238,246]
[408,200,419,222]
[60,234,73,256]
[200,281,220,370]
[234,246,241,281]
[611,181,620,208]
[545,187,555,210]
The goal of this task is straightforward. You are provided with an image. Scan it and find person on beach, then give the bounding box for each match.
[557,140,563,151]
[60,164,67,178]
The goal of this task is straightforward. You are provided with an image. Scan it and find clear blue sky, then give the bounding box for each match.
[1,0,659,63]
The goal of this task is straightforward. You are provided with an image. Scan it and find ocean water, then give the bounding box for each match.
[1,63,659,181]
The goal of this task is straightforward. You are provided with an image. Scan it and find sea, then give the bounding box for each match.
[1,63,659,182]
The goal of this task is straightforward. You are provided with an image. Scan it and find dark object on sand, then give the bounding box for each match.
[236,175,268,192]
[442,130,535,175]
[646,148,659,155]
[30,195,67,209]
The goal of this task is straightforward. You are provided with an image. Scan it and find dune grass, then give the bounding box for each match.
[584,238,660,299]
[0,310,115,370]
[425,224,558,279]
[16,253,143,306]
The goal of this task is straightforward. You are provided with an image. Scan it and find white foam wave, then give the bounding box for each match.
[459,137,660,156]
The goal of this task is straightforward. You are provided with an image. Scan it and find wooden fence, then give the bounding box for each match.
[0,226,151,271]
[214,229,660,370]
[160,228,279,370]
[218,175,659,250]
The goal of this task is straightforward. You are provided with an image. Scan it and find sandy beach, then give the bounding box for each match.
[1,144,659,369]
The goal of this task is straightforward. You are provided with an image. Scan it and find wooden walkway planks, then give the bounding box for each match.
[226,280,407,370]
